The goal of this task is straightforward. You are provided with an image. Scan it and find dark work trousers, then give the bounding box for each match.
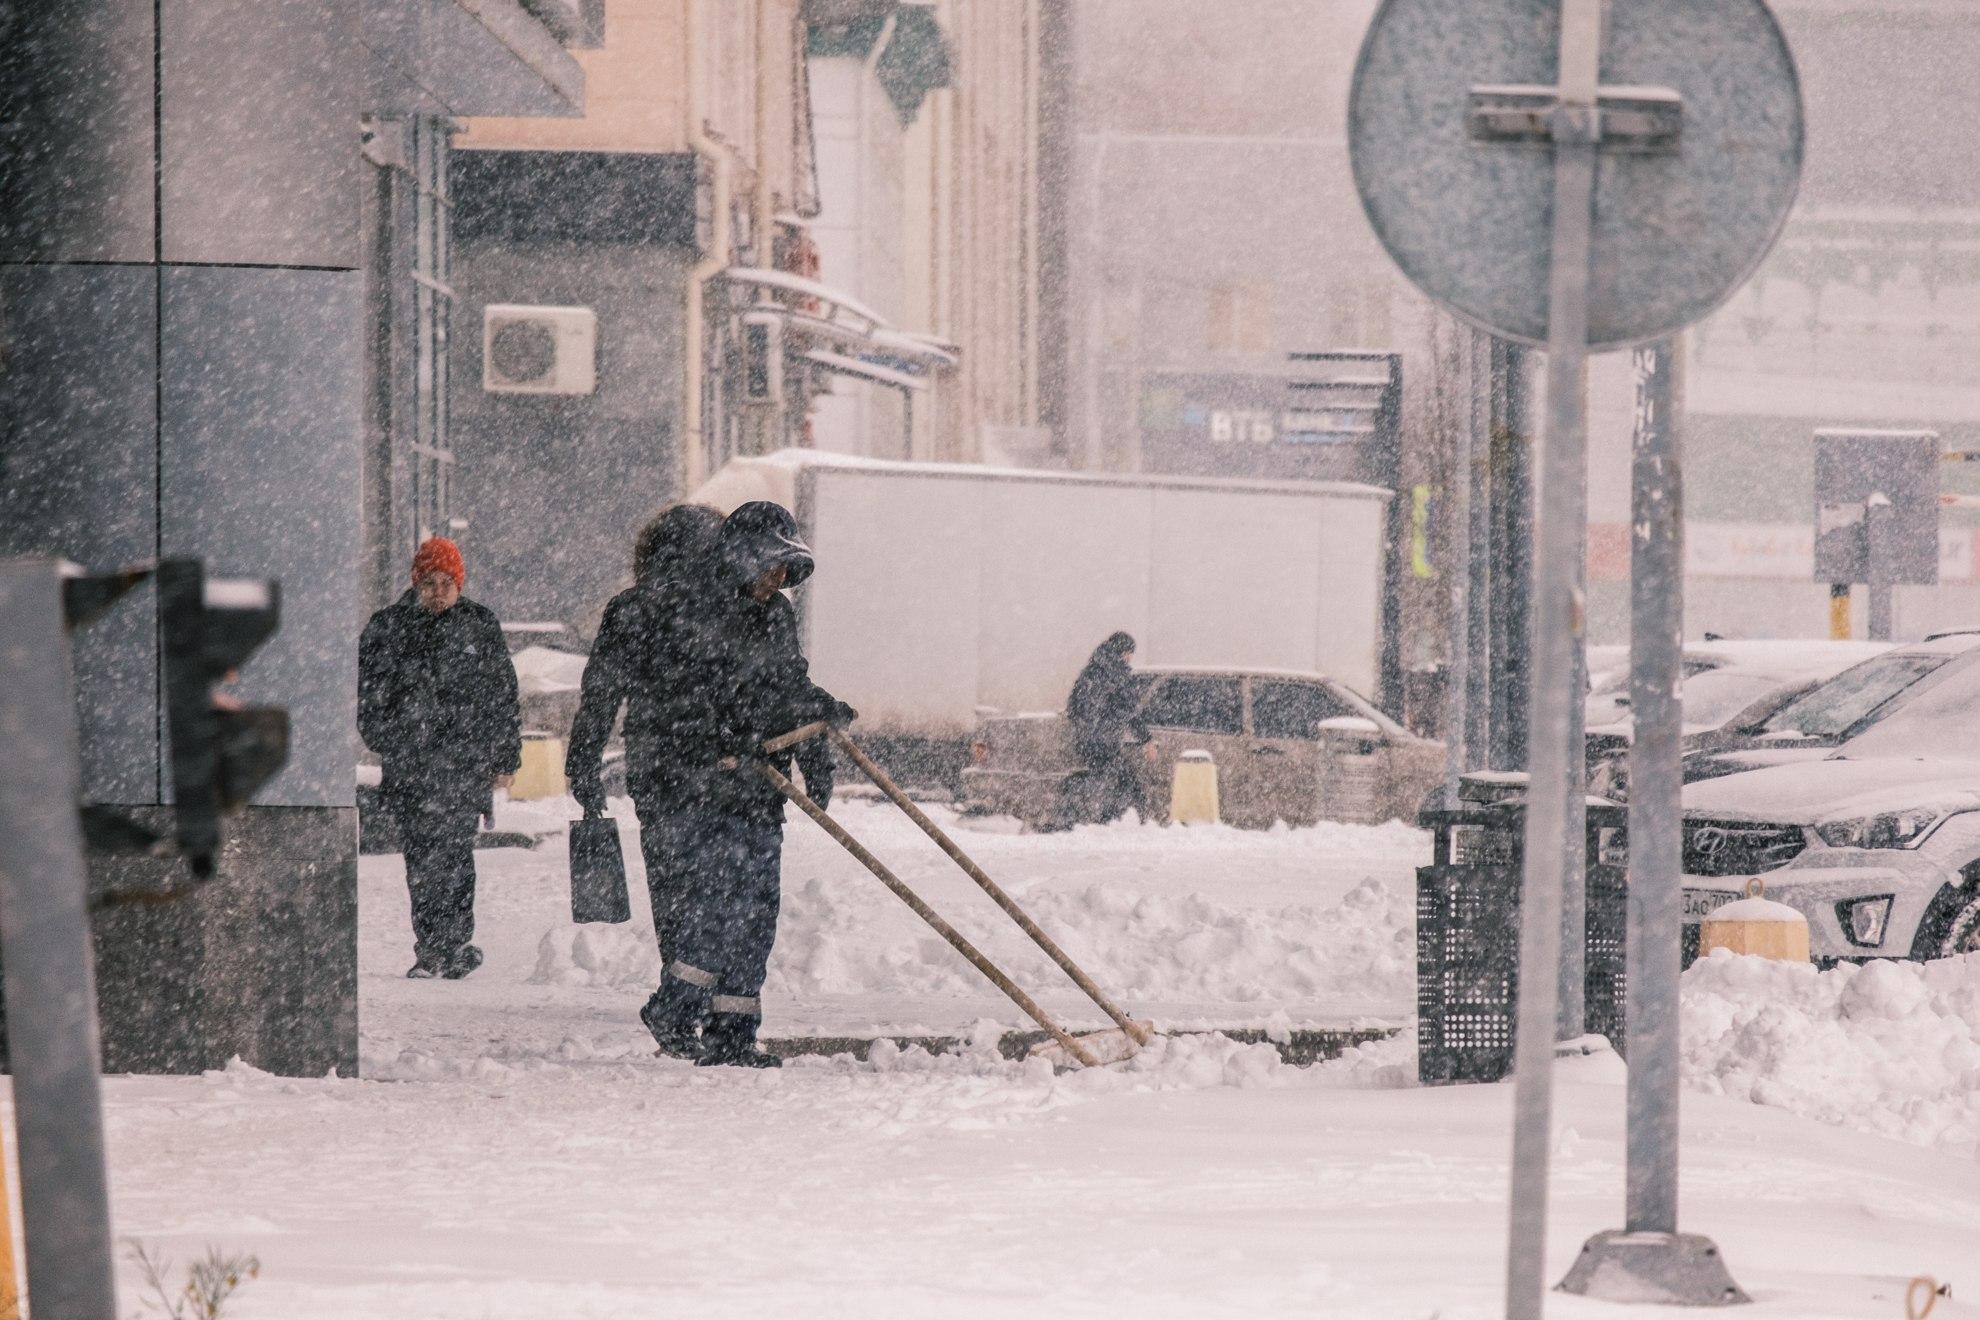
[1075,740,1150,824]
[650,812,785,1025]
[387,783,482,965]
[633,796,689,966]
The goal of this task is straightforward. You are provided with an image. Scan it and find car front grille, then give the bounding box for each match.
[1681,819,1807,876]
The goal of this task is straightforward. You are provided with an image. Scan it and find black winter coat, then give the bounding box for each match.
[566,578,836,824]
[358,592,522,807]
[1066,650,1146,765]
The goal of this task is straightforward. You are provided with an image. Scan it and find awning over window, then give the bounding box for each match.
[720,266,959,380]
[803,349,928,393]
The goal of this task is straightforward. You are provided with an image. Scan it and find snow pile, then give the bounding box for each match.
[1681,950,1980,1155]
[530,872,1413,1011]
[531,920,659,989]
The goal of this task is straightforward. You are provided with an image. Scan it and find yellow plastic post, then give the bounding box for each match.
[1828,583,1852,640]
[1698,879,1810,962]
[1169,750,1220,826]
[1,1120,21,1320]
[508,733,568,801]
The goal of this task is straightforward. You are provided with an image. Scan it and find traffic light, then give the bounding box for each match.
[157,559,290,878]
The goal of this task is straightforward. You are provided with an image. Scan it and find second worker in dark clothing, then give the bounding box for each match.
[565,503,729,966]
[626,501,846,1068]
[1065,631,1150,824]
[359,537,522,979]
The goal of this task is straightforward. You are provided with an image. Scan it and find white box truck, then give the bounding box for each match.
[691,450,1391,778]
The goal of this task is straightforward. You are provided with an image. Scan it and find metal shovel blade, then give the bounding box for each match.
[1026,1022,1155,1069]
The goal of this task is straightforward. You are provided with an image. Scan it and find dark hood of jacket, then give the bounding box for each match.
[721,501,814,589]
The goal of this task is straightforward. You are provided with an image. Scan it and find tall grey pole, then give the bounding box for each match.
[1467,332,1495,768]
[1465,330,1488,767]
[1558,345,1747,1307]
[1865,493,1895,642]
[1442,326,1479,806]
[1624,339,1684,1231]
[1505,1,1602,1314]
[0,560,119,1320]
[1490,341,1535,772]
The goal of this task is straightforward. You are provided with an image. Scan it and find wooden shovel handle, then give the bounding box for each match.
[830,728,1153,1046]
[757,761,1102,1068]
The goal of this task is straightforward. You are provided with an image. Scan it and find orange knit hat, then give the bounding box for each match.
[411,537,465,590]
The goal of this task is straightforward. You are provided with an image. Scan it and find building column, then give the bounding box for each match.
[1,1,362,1074]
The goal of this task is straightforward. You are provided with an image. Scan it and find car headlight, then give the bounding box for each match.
[1589,756,1627,802]
[1813,807,1948,850]
[1836,895,1895,948]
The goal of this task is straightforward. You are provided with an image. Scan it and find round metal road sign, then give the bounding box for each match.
[1349,0,1803,350]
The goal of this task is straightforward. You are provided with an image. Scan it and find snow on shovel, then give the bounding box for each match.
[754,722,1154,1070]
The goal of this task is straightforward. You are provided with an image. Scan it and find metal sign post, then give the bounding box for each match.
[1556,342,1750,1303]
[0,560,119,1320]
[1350,1,1802,1313]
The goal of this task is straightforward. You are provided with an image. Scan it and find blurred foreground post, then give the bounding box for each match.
[0,560,118,1320]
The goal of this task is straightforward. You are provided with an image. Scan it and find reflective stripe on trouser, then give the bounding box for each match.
[665,960,716,988]
[710,995,759,1015]
[664,812,785,1000]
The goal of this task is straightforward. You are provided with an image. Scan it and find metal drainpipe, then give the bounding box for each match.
[684,0,734,492]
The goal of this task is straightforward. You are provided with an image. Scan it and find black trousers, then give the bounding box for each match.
[650,811,784,1018]
[388,786,481,964]
[633,796,688,965]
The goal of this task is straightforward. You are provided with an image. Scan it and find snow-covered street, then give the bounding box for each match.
[57,805,1980,1317]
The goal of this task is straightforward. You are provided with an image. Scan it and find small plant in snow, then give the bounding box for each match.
[126,1242,260,1320]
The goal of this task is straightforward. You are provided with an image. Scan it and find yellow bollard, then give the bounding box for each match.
[2,1117,21,1319]
[509,733,568,801]
[1169,750,1221,826]
[1828,583,1852,640]
[1699,878,1810,962]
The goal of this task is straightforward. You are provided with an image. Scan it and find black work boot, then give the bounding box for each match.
[641,979,711,1060]
[440,944,484,980]
[697,1012,781,1069]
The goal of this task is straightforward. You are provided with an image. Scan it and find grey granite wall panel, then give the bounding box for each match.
[160,266,361,808]
[0,0,156,262]
[0,264,161,802]
[161,0,360,268]
[85,806,357,1077]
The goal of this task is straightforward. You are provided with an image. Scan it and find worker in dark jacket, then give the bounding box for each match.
[358,537,522,979]
[1065,631,1149,823]
[565,503,728,965]
[638,501,849,1068]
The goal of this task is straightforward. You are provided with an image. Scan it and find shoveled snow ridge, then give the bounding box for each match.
[1681,949,1980,1157]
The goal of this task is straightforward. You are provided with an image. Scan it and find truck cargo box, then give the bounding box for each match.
[692,450,1391,741]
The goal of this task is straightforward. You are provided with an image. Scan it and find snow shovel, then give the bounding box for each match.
[758,723,1152,1068]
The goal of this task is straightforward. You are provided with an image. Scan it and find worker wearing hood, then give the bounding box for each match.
[638,501,851,1068]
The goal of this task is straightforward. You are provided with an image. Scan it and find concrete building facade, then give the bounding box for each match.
[806,1,1055,465]
[452,0,824,637]
[1,1,582,1075]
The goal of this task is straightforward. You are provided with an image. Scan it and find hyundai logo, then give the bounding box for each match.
[1691,827,1728,856]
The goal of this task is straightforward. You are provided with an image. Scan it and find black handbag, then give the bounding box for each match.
[568,816,631,924]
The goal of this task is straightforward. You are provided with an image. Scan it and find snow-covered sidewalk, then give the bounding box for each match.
[22,801,1980,1316]
[95,1042,1980,1319]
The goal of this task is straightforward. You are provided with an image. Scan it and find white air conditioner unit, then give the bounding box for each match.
[483,304,597,395]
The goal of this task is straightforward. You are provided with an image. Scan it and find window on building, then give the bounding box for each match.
[410,117,455,549]
[1207,281,1273,353]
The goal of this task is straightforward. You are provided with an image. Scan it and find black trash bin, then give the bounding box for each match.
[1415,773,1627,1085]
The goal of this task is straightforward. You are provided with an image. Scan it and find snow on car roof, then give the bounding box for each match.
[1675,639,1890,679]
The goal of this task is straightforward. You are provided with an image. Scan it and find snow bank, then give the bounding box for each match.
[1681,950,1980,1155]
[530,872,1413,1012]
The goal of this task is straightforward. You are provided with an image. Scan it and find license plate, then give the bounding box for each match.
[1682,888,1740,922]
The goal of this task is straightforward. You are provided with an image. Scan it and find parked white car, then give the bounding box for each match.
[1679,659,1980,963]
